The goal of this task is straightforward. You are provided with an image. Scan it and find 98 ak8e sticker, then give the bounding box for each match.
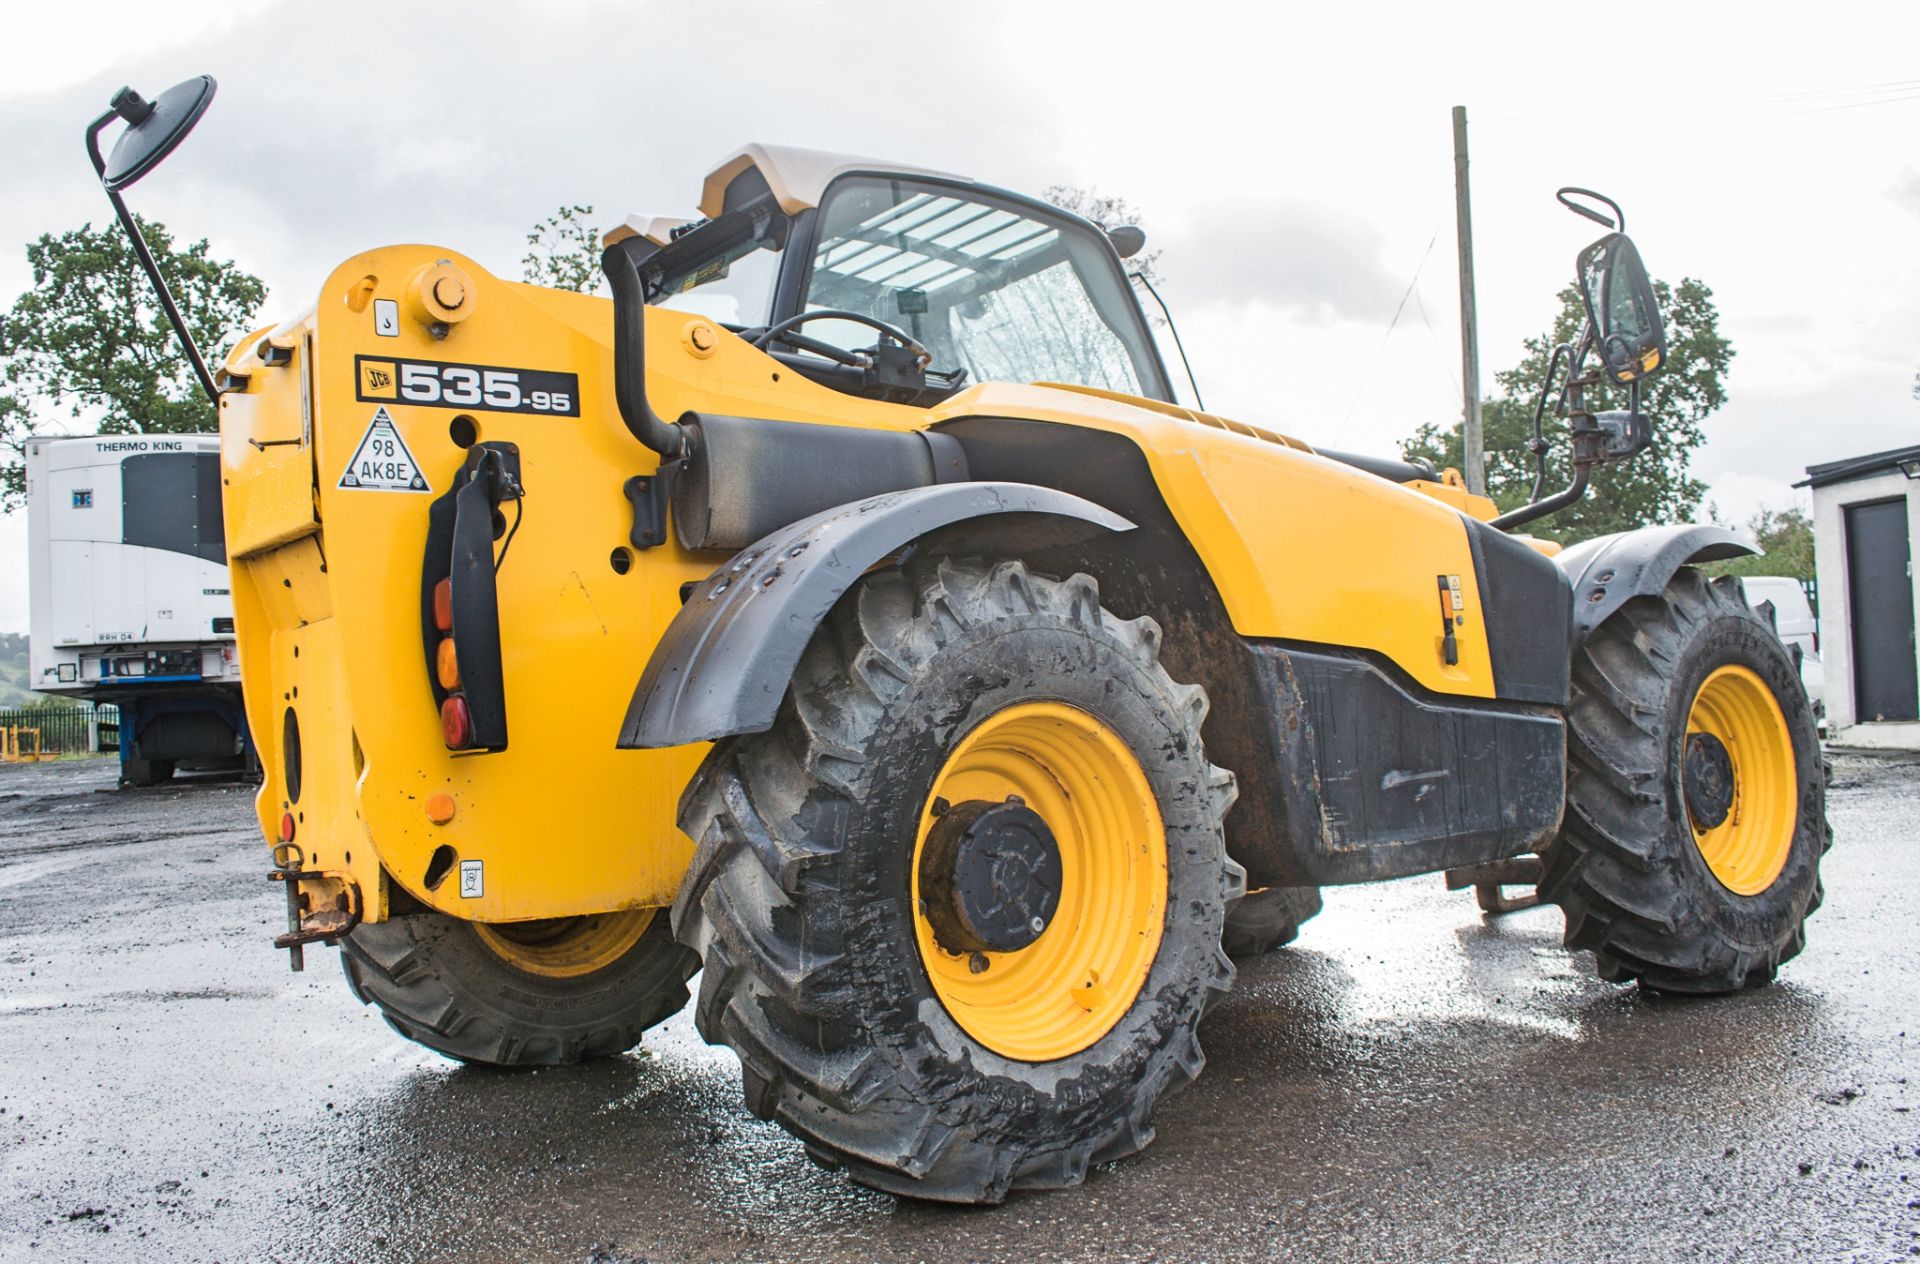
[339,406,429,492]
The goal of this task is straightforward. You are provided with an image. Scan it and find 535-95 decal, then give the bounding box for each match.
[356,355,580,416]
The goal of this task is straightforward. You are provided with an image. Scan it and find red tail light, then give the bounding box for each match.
[440,696,472,749]
[433,578,453,633]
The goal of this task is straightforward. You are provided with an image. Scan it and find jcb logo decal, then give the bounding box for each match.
[353,355,579,416]
[359,360,398,399]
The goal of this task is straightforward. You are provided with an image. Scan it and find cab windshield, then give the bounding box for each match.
[798,177,1168,399]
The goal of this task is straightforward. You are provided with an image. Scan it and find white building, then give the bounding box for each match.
[1798,445,1920,749]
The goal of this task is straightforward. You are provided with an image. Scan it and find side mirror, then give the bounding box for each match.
[100,76,216,191]
[1107,224,1147,259]
[1577,232,1667,384]
[83,75,222,404]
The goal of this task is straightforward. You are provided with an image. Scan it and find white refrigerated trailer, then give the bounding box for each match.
[25,433,250,784]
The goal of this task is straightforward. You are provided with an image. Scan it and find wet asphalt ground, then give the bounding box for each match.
[1,753,1917,1263]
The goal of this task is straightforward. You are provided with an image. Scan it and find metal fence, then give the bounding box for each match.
[0,702,119,757]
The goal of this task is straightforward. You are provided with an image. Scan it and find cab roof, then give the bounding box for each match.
[697,142,969,220]
[604,143,973,251]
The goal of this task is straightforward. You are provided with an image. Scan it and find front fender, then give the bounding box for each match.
[1555,524,1757,644]
[618,482,1132,749]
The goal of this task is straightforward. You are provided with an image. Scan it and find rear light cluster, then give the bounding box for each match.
[432,578,475,749]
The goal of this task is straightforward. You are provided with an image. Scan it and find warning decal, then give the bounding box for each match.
[339,407,430,492]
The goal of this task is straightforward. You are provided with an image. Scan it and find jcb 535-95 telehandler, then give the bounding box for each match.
[87,76,1826,1203]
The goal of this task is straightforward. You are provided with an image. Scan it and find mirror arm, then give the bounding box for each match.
[1492,325,1599,532]
[1130,269,1204,412]
[85,109,220,406]
[1524,342,1574,502]
[1490,453,1591,531]
[1567,320,1595,378]
[1556,187,1625,232]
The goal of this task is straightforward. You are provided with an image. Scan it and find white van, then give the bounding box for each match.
[1740,576,1825,729]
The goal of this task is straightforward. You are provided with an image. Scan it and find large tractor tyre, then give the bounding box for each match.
[340,908,696,1066]
[1222,886,1323,958]
[1540,569,1829,994]
[674,557,1243,1203]
[122,757,175,787]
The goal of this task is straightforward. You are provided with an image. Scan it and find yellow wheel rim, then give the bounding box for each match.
[912,701,1167,1063]
[471,908,655,979]
[1685,665,1796,896]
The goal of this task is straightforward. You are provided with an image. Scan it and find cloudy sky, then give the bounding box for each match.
[2,0,1917,632]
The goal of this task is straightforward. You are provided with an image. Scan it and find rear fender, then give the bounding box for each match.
[1555,524,1757,644]
[618,482,1132,749]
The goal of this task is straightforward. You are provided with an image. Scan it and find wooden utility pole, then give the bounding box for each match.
[1452,105,1485,495]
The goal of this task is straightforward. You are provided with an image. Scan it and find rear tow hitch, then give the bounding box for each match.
[1444,856,1544,915]
[268,843,362,970]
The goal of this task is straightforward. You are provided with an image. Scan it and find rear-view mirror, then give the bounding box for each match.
[1577,232,1667,384]
[101,76,216,191]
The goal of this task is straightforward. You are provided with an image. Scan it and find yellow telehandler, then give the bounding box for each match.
[85,76,1827,1202]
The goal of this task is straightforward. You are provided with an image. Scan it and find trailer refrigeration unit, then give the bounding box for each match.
[26,433,250,784]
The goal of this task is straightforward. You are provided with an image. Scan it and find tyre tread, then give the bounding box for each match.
[339,911,693,1067]
[673,557,1237,1201]
[1542,570,1828,994]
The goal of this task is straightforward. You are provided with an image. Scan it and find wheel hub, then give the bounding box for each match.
[918,797,1063,955]
[1684,731,1736,830]
[910,700,1169,1062]
[470,908,655,979]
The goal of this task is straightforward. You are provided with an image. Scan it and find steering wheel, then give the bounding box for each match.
[749,308,932,369]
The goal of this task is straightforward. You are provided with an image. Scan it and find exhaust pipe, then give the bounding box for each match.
[600,237,689,460]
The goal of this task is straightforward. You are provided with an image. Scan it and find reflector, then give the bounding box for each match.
[440,696,472,748]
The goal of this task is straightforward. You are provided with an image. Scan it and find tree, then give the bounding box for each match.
[0,218,266,507]
[1042,186,1163,288]
[522,204,606,295]
[1402,277,1733,543]
[1701,505,1815,582]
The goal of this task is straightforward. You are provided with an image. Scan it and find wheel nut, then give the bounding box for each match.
[968,952,990,974]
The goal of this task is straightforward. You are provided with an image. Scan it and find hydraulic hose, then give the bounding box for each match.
[601,239,687,459]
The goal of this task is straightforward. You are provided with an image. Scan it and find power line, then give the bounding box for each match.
[1413,284,1462,401]
[1477,78,1920,126]
[1334,224,1442,444]
[1736,78,1920,104]
[1765,90,1920,118]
